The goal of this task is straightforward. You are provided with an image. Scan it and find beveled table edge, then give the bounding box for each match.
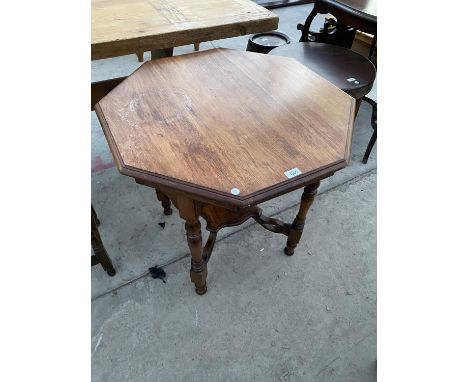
[95,99,355,208]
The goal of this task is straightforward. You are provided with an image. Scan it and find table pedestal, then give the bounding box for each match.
[139,181,320,295]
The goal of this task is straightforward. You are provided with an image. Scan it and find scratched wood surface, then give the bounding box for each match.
[91,0,279,60]
[96,49,355,203]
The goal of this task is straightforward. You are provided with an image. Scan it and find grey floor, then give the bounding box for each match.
[92,4,377,381]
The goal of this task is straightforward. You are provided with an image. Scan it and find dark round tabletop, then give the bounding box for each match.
[270,42,376,99]
[335,0,376,18]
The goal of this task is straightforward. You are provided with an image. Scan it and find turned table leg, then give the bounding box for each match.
[284,181,320,256]
[179,197,207,295]
[156,189,173,215]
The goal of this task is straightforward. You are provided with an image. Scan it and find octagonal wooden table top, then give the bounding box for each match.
[91,0,278,60]
[95,48,355,207]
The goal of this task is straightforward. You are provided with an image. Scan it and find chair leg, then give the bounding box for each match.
[355,97,363,117]
[91,211,116,276]
[91,205,100,226]
[362,129,377,164]
[362,97,377,164]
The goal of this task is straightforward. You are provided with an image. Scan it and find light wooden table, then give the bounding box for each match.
[91,0,279,60]
[91,0,278,109]
[95,49,355,295]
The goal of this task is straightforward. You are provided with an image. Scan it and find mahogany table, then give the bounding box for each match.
[95,48,356,295]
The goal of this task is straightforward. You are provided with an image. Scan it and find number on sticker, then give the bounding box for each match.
[284,168,302,179]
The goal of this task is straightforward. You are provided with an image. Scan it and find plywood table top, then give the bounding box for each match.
[95,48,355,207]
[91,0,279,60]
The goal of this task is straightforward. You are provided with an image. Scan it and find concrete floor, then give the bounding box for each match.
[92,4,377,381]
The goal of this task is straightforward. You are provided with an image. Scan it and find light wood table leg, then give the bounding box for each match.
[178,197,207,295]
[284,181,320,256]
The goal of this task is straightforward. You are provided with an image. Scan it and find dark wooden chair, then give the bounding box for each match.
[91,205,116,276]
[294,0,377,162]
[270,42,376,162]
[297,0,377,60]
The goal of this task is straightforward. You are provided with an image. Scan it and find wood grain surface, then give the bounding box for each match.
[96,48,355,206]
[91,0,278,60]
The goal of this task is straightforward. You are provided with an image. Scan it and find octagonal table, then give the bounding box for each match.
[95,48,355,295]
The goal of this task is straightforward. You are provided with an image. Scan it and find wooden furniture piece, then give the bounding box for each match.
[296,1,378,162]
[91,206,116,276]
[361,96,376,163]
[95,48,356,294]
[270,42,375,99]
[91,0,279,118]
[351,30,376,65]
[296,1,378,160]
[246,31,291,54]
[270,42,376,162]
[136,43,201,63]
[136,52,144,62]
[298,0,377,59]
[91,0,278,60]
